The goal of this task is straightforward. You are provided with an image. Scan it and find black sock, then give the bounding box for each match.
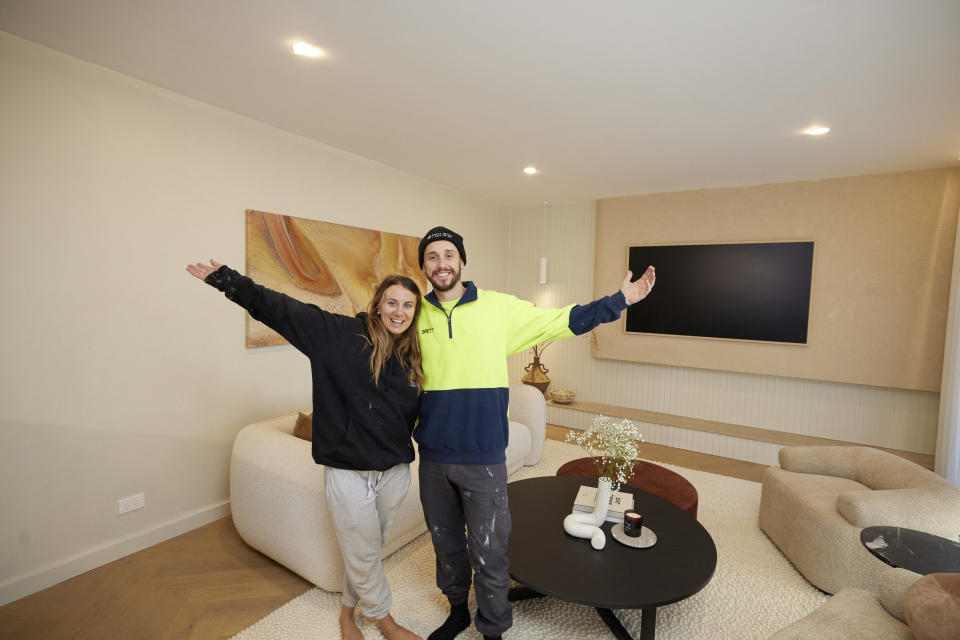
[483,636,502,640]
[427,602,471,640]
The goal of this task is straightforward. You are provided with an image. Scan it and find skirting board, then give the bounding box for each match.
[0,500,231,607]
[547,399,935,470]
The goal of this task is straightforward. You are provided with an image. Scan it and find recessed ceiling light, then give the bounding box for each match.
[523,167,539,175]
[803,126,830,136]
[292,42,324,58]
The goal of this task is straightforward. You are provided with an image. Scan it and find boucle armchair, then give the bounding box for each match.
[768,567,919,639]
[769,568,960,640]
[759,445,960,595]
[229,383,546,592]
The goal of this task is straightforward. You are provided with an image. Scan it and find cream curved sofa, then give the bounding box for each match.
[759,445,960,595]
[229,383,546,592]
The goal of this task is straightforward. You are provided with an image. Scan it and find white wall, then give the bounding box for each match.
[506,202,940,465]
[0,32,508,605]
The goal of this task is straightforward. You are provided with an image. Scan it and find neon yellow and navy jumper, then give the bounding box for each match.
[415,281,630,464]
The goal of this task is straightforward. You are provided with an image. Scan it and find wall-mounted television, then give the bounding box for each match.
[626,241,815,344]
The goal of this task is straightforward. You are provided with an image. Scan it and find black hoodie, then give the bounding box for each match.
[205,265,419,471]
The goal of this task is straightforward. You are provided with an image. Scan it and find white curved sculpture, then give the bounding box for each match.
[563,513,606,549]
[562,477,612,550]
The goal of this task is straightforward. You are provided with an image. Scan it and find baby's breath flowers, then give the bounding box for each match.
[565,416,643,492]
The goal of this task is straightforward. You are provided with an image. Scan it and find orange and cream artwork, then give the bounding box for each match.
[245,209,427,347]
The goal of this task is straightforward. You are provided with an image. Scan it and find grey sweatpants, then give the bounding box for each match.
[325,463,410,619]
[419,460,512,637]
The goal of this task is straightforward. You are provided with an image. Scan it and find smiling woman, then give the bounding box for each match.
[378,284,418,334]
[367,276,424,389]
[185,260,425,640]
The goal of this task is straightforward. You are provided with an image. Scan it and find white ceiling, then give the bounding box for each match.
[1,0,958,209]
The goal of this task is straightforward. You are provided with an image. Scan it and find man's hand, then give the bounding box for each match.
[621,266,655,305]
[186,259,224,281]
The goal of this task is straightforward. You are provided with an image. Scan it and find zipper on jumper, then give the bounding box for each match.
[437,305,453,338]
[429,290,469,339]
[429,297,456,339]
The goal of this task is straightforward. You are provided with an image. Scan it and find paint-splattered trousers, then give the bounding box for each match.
[325,463,411,619]
[419,460,513,637]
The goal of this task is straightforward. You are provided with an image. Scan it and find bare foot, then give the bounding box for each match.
[340,605,365,640]
[377,613,423,640]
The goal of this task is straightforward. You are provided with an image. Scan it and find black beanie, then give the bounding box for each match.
[418,226,466,267]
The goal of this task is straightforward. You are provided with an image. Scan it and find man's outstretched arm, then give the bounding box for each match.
[567,266,655,335]
[504,266,657,354]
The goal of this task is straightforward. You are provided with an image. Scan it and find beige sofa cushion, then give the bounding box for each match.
[838,486,960,532]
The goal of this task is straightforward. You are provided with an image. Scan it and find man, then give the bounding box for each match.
[414,226,655,640]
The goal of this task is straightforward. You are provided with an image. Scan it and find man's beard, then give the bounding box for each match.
[428,266,462,293]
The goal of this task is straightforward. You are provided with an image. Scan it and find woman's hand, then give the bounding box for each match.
[186,259,224,281]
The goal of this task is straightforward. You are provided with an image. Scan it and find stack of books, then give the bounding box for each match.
[572,484,634,524]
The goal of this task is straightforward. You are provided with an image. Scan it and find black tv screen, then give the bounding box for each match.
[626,241,814,344]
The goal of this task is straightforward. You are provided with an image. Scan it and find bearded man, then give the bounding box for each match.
[414,226,655,640]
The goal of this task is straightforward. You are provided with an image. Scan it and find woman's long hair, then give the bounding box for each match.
[364,275,425,391]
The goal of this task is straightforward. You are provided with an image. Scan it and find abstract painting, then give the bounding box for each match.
[245,209,426,347]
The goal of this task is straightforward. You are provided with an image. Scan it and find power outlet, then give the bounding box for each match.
[118,493,145,515]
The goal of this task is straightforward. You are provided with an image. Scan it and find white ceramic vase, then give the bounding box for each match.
[562,476,612,550]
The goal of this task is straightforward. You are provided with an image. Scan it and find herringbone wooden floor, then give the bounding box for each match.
[0,516,312,640]
[0,429,766,639]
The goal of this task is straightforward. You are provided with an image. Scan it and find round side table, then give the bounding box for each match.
[556,457,699,518]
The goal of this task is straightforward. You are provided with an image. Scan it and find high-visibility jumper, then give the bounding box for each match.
[414,281,629,464]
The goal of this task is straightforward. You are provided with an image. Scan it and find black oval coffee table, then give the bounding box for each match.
[507,475,717,640]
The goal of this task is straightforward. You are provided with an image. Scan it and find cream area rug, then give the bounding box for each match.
[233,440,828,640]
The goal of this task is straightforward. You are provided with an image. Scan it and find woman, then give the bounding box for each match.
[187,259,423,640]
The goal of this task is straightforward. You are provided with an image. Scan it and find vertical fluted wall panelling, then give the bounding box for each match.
[506,202,941,466]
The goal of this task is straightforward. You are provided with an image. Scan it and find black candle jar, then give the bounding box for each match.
[624,510,643,537]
